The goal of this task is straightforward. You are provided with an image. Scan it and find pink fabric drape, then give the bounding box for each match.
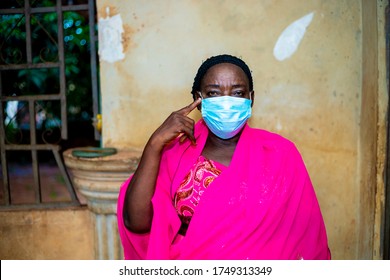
[117,120,330,260]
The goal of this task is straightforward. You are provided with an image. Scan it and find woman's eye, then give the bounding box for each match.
[207,91,220,97]
[233,91,244,96]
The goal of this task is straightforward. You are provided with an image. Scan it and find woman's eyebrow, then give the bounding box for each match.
[204,84,221,88]
[232,84,247,89]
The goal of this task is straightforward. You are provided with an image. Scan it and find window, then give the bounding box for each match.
[0,0,99,209]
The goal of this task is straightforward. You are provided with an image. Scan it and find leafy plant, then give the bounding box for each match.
[0,0,96,129]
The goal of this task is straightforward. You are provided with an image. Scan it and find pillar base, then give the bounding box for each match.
[63,148,141,259]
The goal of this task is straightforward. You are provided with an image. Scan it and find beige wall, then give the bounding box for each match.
[97,0,388,260]
[0,208,95,259]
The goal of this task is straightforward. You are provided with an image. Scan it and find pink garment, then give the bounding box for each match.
[174,155,226,228]
[117,120,331,260]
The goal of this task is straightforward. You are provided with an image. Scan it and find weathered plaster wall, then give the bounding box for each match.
[96,0,387,259]
[0,208,95,259]
[374,0,388,259]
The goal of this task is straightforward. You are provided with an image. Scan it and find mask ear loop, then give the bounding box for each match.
[197,92,204,112]
[249,91,254,106]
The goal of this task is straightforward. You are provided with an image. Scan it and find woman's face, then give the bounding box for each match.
[199,63,253,101]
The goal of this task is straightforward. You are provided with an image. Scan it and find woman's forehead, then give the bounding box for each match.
[201,63,249,85]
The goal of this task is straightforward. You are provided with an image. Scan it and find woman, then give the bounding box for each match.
[117,54,331,260]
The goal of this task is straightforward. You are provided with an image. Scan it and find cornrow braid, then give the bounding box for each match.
[191,54,253,99]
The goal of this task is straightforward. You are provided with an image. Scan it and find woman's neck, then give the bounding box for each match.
[201,131,241,166]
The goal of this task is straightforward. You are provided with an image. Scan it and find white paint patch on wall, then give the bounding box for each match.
[98,9,125,63]
[273,12,315,61]
[276,119,283,131]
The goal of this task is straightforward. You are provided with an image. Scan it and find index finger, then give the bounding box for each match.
[177,98,201,116]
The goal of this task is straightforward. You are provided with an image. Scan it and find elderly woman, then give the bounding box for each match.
[117,54,331,260]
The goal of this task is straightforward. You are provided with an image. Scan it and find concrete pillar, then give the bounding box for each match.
[63,148,141,259]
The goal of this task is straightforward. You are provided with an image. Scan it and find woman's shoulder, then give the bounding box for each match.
[245,126,298,153]
[247,125,293,143]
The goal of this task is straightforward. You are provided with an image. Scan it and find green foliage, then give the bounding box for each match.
[0,2,96,125]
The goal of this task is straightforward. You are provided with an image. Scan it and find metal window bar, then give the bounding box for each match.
[0,0,99,209]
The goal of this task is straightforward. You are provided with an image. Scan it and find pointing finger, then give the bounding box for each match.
[177,98,201,116]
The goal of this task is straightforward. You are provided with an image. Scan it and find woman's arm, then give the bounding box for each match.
[123,98,201,233]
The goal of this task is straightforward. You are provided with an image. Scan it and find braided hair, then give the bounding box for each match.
[191,54,253,99]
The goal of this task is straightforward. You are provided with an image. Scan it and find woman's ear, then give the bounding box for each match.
[194,91,202,111]
[250,91,255,107]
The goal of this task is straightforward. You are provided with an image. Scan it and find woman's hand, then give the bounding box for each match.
[148,98,201,152]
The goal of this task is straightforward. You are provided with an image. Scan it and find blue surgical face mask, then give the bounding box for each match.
[200,94,252,139]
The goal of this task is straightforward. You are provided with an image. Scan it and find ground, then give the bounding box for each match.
[0,161,86,205]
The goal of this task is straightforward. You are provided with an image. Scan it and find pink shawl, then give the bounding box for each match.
[117,120,330,260]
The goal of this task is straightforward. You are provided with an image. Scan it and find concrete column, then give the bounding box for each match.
[63,148,141,260]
